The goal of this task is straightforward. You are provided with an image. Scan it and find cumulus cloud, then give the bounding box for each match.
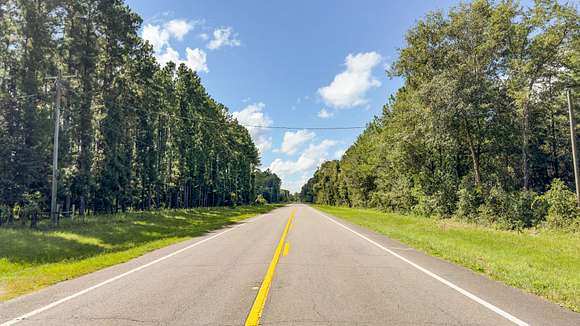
[232,103,273,154]
[207,27,241,50]
[142,19,194,51]
[281,130,316,155]
[184,48,208,72]
[318,52,382,108]
[141,19,208,73]
[142,24,170,52]
[156,47,208,72]
[269,139,337,178]
[282,174,310,193]
[156,47,180,67]
[317,108,334,119]
[164,19,194,40]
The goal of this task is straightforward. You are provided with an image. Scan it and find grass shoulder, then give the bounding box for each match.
[0,204,283,301]
[313,204,580,312]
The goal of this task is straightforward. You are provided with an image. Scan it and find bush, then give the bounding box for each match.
[229,192,238,207]
[371,177,417,212]
[412,191,438,217]
[477,186,508,226]
[541,179,579,230]
[255,194,267,206]
[456,179,482,220]
[508,191,546,229]
[0,204,9,225]
[478,186,546,230]
[20,192,44,228]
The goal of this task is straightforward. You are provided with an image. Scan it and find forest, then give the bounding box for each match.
[301,0,580,230]
[0,0,287,227]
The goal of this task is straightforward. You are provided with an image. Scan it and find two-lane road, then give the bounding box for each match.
[1,205,578,325]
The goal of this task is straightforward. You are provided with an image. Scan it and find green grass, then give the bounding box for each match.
[0,205,283,301]
[314,205,580,312]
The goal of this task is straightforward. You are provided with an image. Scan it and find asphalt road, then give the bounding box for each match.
[1,204,578,325]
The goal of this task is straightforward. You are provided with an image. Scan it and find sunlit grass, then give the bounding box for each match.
[315,205,580,312]
[0,205,283,301]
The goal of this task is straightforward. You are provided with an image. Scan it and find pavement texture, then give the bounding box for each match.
[1,204,578,325]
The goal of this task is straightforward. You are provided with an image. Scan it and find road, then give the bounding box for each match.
[1,204,578,325]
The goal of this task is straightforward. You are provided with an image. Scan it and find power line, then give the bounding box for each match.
[100,100,366,131]
[242,125,365,130]
[21,89,368,131]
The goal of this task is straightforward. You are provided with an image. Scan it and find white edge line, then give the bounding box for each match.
[310,207,530,326]
[1,225,240,326]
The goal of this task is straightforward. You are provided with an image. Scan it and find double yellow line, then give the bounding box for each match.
[245,208,295,326]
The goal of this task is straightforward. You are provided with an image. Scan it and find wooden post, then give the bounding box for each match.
[567,89,580,207]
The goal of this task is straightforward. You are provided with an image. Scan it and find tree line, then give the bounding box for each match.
[301,0,579,230]
[0,0,287,226]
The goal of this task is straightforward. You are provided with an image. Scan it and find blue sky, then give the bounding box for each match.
[126,0,466,192]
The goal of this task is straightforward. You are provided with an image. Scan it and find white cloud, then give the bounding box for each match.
[156,47,180,67]
[282,174,310,193]
[165,19,193,40]
[142,19,195,51]
[185,48,208,72]
[317,108,334,119]
[155,47,208,73]
[232,103,273,154]
[142,24,169,52]
[269,139,337,178]
[207,27,241,50]
[142,19,208,73]
[281,130,315,155]
[318,52,382,108]
[199,33,209,41]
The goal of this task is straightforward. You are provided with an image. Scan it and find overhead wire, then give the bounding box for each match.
[6,89,367,130]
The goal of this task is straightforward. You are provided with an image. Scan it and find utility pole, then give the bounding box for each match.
[50,72,62,226]
[47,71,75,226]
[567,89,580,207]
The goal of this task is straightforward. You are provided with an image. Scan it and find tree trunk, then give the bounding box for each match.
[464,122,482,187]
[79,195,85,215]
[522,99,530,190]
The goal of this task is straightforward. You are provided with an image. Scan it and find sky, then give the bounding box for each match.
[125,0,466,193]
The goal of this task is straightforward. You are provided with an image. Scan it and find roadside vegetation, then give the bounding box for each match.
[0,0,293,225]
[315,205,580,312]
[0,205,282,301]
[301,0,580,232]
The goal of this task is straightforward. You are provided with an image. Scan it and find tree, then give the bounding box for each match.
[302,0,579,230]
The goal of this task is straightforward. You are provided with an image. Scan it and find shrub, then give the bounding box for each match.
[478,186,546,230]
[501,191,544,230]
[21,192,44,228]
[255,194,267,206]
[229,192,238,207]
[456,178,482,220]
[0,204,9,225]
[541,179,579,230]
[412,190,437,217]
[433,175,459,216]
[477,185,508,226]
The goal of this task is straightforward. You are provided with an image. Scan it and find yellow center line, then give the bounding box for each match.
[283,242,290,256]
[245,208,296,326]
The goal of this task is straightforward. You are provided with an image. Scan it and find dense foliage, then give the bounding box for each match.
[0,0,287,225]
[253,168,294,204]
[302,0,579,230]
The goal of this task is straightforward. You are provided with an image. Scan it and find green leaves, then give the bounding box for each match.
[0,0,262,220]
[302,0,579,231]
